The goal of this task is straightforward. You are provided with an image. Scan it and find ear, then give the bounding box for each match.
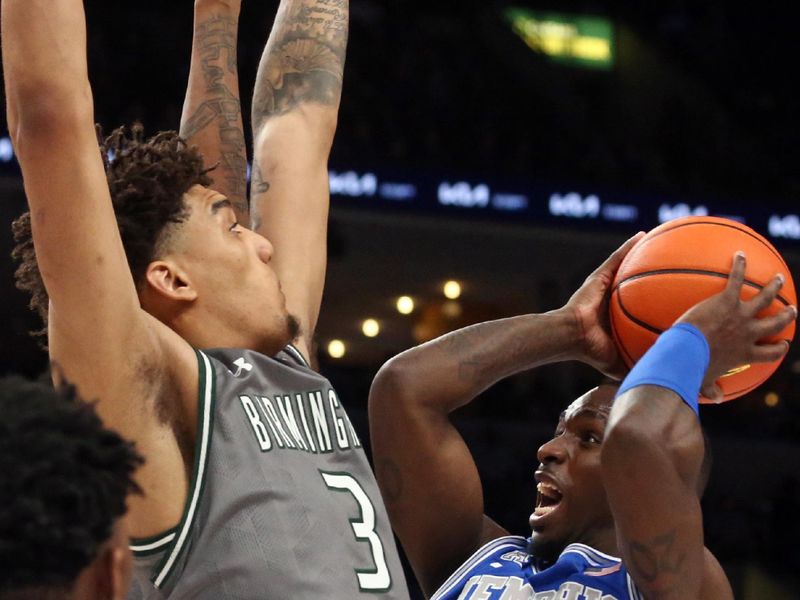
[110,545,133,600]
[145,259,198,303]
[75,544,124,600]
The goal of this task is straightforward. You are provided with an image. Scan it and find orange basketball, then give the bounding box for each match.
[610,216,796,403]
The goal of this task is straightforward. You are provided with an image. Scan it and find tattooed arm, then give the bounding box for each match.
[181,0,248,220]
[250,0,348,361]
[368,236,642,596]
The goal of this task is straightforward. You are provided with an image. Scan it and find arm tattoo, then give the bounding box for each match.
[628,530,685,584]
[252,0,349,130]
[181,13,248,215]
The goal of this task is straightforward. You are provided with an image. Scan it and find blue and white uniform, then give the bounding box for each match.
[432,536,643,600]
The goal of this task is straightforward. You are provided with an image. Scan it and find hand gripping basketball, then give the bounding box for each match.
[676,252,798,402]
[610,216,797,402]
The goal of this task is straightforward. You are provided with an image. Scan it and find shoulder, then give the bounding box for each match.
[431,536,529,600]
[701,547,734,600]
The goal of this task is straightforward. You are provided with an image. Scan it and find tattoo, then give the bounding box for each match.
[248,163,271,230]
[252,0,349,129]
[629,530,685,583]
[181,13,248,214]
[375,459,403,504]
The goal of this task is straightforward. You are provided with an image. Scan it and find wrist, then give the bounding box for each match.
[195,0,241,13]
[543,308,585,361]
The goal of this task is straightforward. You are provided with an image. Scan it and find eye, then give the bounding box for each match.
[229,221,241,233]
[580,431,602,445]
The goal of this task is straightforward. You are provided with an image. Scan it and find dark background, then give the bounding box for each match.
[1,1,799,597]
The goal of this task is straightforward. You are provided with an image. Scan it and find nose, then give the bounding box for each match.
[250,230,274,264]
[537,435,568,466]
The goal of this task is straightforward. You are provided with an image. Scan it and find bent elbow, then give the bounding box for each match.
[369,356,414,410]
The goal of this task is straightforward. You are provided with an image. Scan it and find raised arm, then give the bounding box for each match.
[180,0,248,221]
[368,235,643,596]
[2,0,193,537]
[250,0,348,360]
[602,253,796,599]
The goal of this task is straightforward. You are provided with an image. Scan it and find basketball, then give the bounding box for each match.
[610,216,797,403]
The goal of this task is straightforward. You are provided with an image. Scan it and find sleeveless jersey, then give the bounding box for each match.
[127,347,409,599]
[431,536,643,600]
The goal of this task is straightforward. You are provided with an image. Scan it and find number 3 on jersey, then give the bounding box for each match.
[320,471,392,592]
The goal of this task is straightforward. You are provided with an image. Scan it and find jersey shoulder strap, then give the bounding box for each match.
[281,343,311,368]
[431,536,529,600]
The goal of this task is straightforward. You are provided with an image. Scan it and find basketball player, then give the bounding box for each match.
[369,241,797,599]
[0,376,142,600]
[2,0,408,597]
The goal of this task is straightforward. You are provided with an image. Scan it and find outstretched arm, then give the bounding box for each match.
[602,253,795,599]
[3,0,195,538]
[180,0,248,220]
[250,0,348,360]
[369,235,643,596]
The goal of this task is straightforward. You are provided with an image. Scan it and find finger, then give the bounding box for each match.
[724,251,747,298]
[592,231,646,277]
[751,305,798,338]
[745,274,785,316]
[749,340,791,363]
[701,383,723,404]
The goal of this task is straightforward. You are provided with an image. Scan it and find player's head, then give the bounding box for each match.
[13,125,298,355]
[528,382,712,563]
[0,376,142,600]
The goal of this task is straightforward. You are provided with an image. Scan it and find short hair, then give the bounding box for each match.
[0,376,143,596]
[12,124,213,342]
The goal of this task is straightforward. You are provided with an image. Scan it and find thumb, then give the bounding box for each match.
[701,383,724,404]
[592,232,646,279]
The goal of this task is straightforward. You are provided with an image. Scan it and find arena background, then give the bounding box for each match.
[1,1,798,597]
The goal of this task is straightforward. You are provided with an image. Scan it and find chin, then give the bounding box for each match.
[527,531,567,566]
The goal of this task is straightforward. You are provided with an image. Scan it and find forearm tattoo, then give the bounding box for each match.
[628,530,685,585]
[252,0,349,130]
[181,12,248,215]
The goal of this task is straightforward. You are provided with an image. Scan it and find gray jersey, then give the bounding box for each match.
[127,347,409,599]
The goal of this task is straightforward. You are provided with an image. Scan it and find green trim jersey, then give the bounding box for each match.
[127,347,409,599]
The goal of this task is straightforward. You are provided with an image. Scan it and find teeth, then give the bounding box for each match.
[537,482,561,500]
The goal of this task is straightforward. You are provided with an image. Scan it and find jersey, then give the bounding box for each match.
[431,536,643,600]
[127,346,409,599]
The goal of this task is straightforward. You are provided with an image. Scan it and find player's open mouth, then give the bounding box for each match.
[532,481,563,519]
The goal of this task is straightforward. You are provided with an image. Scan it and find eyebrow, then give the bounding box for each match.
[210,198,233,214]
[568,408,609,423]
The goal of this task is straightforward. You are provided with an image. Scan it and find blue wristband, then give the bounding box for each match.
[616,323,710,416]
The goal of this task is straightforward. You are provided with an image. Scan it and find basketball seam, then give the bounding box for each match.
[631,219,791,273]
[615,269,791,307]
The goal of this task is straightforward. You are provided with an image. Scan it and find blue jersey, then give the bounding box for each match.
[431,536,643,600]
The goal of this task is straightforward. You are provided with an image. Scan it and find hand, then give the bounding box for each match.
[676,252,797,401]
[563,232,646,379]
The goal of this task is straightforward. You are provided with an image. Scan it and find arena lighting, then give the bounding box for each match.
[443,280,462,300]
[504,8,614,70]
[361,319,380,338]
[327,340,346,359]
[764,392,780,408]
[0,137,14,163]
[396,296,415,315]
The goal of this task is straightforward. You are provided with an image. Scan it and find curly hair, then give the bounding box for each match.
[0,376,143,596]
[11,124,213,342]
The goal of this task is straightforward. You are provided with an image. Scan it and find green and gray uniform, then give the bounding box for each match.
[127,347,409,599]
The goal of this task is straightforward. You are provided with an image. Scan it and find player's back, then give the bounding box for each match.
[431,536,642,600]
[127,346,409,599]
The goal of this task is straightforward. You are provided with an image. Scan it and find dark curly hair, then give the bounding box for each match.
[12,124,213,342]
[0,376,143,597]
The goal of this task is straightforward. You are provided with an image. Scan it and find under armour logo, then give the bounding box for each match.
[232,357,253,377]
